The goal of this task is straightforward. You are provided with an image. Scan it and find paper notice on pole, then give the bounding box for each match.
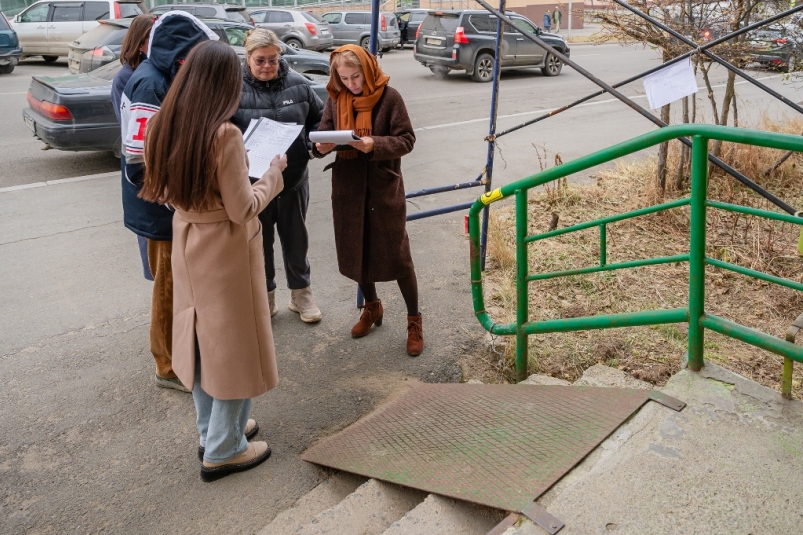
[642,58,699,110]
[243,118,303,179]
[309,130,361,144]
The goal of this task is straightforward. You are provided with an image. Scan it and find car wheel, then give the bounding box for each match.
[360,37,370,50]
[285,39,303,51]
[541,52,562,76]
[42,55,59,63]
[471,53,494,83]
[0,63,14,74]
[429,66,449,78]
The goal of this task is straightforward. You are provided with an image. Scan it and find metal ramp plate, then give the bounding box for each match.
[302,384,683,513]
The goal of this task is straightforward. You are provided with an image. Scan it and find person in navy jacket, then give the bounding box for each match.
[119,11,218,392]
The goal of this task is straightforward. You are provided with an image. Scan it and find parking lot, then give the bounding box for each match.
[2,39,802,534]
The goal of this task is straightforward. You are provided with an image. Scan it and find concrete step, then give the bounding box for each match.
[293,478,428,535]
[258,472,368,535]
[381,493,504,535]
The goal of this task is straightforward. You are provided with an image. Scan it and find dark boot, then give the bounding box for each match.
[351,300,383,338]
[406,314,423,356]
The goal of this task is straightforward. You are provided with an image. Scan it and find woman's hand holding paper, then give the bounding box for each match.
[348,136,374,154]
[316,143,336,155]
[270,154,288,172]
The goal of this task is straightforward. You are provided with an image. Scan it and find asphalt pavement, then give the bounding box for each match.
[2,42,802,533]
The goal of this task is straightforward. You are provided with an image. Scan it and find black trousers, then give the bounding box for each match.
[258,181,311,292]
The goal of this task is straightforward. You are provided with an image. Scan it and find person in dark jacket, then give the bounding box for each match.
[231,28,324,324]
[120,11,218,392]
[313,45,422,357]
[111,14,153,282]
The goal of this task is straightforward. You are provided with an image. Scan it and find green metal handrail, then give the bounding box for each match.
[468,124,803,398]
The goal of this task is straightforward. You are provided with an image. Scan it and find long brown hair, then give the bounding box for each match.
[120,15,153,69]
[140,40,242,212]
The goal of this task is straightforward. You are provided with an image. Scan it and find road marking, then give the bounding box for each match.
[0,171,117,195]
[418,74,784,131]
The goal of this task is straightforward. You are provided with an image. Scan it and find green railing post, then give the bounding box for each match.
[688,135,708,372]
[516,189,529,381]
[599,224,607,266]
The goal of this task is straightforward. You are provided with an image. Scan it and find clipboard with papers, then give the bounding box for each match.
[242,118,303,179]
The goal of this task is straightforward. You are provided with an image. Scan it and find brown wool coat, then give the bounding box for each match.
[171,123,284,400]
[317,86,416,283]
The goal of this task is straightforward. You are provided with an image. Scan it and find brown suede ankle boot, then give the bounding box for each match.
[406,314,423,356]
[351,300,383,338]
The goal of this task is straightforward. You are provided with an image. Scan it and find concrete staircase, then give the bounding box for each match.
[257,474,505,535]
[257,364,639,535]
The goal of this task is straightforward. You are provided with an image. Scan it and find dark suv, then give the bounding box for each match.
[413,10,570,82]
[0,13,22,74]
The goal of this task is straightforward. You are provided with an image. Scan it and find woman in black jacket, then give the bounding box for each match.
[232,29,325,323]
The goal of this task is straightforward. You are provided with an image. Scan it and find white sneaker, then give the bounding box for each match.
[288,287,322,323]
[268,290,278,317]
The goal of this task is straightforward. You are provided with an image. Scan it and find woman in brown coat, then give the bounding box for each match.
[314,45,422,356]
[140,41,286,482]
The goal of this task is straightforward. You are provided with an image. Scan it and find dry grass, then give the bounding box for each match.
[469,116,803,399]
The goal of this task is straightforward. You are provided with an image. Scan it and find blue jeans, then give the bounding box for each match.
[192,353,252,463]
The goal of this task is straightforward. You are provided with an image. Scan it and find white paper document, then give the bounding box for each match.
[309,130,361,144]
[243,118,303,179]
[642,58,699,110]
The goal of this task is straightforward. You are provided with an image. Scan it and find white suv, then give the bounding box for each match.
[13,0,147,61]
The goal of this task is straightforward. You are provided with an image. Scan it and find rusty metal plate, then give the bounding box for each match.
[302,384,680,513]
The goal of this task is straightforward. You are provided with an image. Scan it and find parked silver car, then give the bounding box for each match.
[249,8,332,51]
[13,0,146,61]
[322,10,400,52]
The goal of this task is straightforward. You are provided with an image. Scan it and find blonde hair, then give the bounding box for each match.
[244,28,283,56]
[329,50,364,92]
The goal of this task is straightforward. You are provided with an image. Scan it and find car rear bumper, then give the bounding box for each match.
[414,50,459,69]
[0,46,23,63]
[308,34,334,50]
[22,108,119,152]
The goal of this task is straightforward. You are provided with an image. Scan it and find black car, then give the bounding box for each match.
[413,10,570,82]
[69,18,331,74]
[23,55,329,156]
[0,13,22,74]
[396,8,428,47]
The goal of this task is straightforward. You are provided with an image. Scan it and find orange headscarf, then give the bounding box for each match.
[326,45,390,158]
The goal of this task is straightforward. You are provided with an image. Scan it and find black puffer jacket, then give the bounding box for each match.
[232,60,324,193]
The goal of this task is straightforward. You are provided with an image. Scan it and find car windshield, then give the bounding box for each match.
[421,14,459,33]
[89,60,123,81]
[118,2,146,18]
[74,22,128,47]
[301,11,322,23]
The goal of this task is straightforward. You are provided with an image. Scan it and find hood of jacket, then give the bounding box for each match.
[147,11,219,81]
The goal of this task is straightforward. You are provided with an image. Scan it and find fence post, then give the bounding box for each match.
[688,135,708,372]
[516,189,529,381]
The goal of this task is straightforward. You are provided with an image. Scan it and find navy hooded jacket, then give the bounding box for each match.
[119,12,218,240]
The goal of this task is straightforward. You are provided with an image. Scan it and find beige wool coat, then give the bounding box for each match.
[171,122,284,400]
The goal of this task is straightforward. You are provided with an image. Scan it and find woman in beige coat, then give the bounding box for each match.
[140,40,286,482]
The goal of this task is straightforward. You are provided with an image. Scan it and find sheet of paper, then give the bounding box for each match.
[243,118,259,140]
[642,58,699,110]
[309,130,361,144]
[243,119,303,179]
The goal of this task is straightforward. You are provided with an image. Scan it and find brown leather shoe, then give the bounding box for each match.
[351,300,383,338]
[406,314,423,356]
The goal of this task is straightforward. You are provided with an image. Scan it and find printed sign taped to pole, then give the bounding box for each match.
[642,58,699,110]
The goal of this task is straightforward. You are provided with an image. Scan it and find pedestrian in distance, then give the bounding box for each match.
[313,45,423,357]
[120,11,218,393]
[232,28,324,324]
[140,40,287,482]
[111,14,153,282]
[543,11,552,33]
[553,6,563,33]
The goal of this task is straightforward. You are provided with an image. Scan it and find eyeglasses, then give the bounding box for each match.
[251,56,280,67]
